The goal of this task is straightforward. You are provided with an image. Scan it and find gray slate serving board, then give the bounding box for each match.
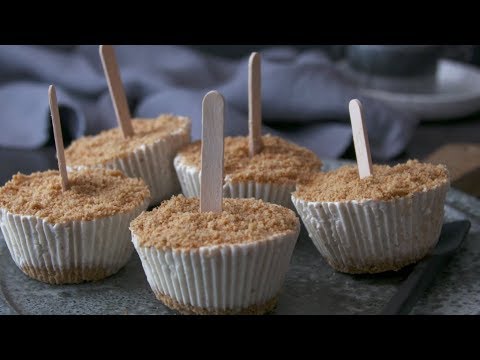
[0,159,479,315]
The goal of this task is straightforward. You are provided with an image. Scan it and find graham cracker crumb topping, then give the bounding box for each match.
[66,114,190,166]
[294,160,449,202]
[0,169,150,223]
[130,195,299,250]
[177,135,322,183]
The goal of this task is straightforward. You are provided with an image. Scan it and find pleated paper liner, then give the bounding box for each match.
[132,224,300,315]
[174,158,296,209]
[0,199,148,284]
[292,182,449,274]
[69,125,191,206]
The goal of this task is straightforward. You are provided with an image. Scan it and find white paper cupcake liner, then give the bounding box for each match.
[132,224,300,314]
[173,156,201,199]
[69,125,191,206]
[292,182,449,274]
[174,157,296,209]
[0,199,149,284]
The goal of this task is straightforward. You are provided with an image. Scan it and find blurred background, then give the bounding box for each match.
[0,45,479,196]
[192,45,480,63]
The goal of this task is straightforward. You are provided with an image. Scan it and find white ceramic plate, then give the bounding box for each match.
[337,59,480,121]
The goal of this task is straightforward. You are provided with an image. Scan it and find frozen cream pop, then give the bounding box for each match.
[174,53,321,208]
[0,86,150,284]
[65,45,191,206]
[131,91,300,314]
[292,99,449,274]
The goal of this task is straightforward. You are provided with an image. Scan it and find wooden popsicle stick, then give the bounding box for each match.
[248,52,263,157]
[349,99,373,179]
[48,85,69,191]
[99,45,134,138]
[200,91,225,213]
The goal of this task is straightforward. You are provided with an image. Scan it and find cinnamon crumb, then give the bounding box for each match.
[130,195,299,250]
[0,169,150,223]
[294,160,449,202]
[176,135,322,183]
[66,114,190,166]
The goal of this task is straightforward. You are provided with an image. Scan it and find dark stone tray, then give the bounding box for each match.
[1,159,479,315]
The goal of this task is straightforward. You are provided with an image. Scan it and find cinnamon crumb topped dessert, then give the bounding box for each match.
[292,160,450,274]
[174,134,322,208]
[130,195,300,315]
[0,169,150,284]
[66,114,191,205]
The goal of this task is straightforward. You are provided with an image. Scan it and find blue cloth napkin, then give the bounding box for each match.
[0,45,419,160]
